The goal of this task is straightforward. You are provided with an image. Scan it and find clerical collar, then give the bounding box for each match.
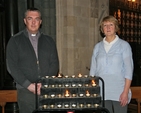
[26,29,38,37]
[31,34,36,36]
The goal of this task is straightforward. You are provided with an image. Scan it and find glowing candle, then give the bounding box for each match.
[43,105,47,109]
[45,76,49,78]
[65,75,69,78]
[72,75,75,78]
[64,104,69,108]
[79,93,84,97]
[72,84,76,87]
[85,84,89,87]
[94,104,99,108]
[78,84,82,87]
[58,84,62,87]
[58,73,62,78]
[50,104,55,108]
[72,94,76,97]
[44,85,48,88]
[65,84,69,87]
[65,90,70,97]
[51,94,55,98]
[93,94,97,97]
[58,94,62,98]
[44,95,48,98]
[86,90,90,97]
[72,103,76,108]
[52,76,55,78]
[87,104,91,107]
[79,104,84,108]
[78,73,82,77]
[91,80,96,86]
[57,104,62,108]
[51,85,55,87]
[84,75,88,78]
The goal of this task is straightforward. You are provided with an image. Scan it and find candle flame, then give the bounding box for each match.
[91,80,96,86]
[92,80,95,84]
[86,90,90,94]
[65,90,69,97]
[58,73,63,78]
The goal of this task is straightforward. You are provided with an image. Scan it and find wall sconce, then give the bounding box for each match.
[128,0,136,2]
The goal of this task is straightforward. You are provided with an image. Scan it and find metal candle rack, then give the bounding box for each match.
[33,74,110,113]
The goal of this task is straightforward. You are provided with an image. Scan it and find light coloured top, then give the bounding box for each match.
[90,35,133,103]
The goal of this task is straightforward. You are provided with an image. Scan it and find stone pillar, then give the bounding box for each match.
[56,0,109,75]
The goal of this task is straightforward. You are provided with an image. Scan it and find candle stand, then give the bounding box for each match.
[33,74,110,113]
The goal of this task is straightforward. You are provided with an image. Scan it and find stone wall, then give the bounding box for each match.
[56,0,109,75]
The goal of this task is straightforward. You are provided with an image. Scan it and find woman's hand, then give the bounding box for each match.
[119,91,128,107]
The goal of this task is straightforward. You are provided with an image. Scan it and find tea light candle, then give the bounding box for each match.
[58,73,62,78]
[91,80,96,86]
[72,94,76,97]
[93,94,97,97]
[44,95,48,98]
[94,104,99,107]
[43,105,47,109]
[87,104,91,107]
[52,76,56,78]
[86,93,90,97]
[64,104,69,108]
[85,84,89,87]
[79,93,84,97]
[72,84,76,87]
[86,91,90,97]
[78,73,82,77]
[58,94,62,98]
[50,104,55,108]
[72,103,76,108]
[58,84,62,87]
[45,76,49,78]
[65,84,69,87]
[44,85,48,88]
[51,94,55,98]
[65,75,69,78]
[79,104,84,108]
[51,85,55,87]
[84,75,88,78]
[72,75,75,78]
[57,104,62,108]
[65,90,70,97]
[78,84,82,87]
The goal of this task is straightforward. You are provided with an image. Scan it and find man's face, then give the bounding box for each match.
[24,11,42,34]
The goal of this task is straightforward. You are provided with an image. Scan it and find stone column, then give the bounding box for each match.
[56,0,109,75]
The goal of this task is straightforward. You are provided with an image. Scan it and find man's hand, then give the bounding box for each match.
[27,83,41,95]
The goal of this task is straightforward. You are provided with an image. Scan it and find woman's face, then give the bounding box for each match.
[102,21,116,37]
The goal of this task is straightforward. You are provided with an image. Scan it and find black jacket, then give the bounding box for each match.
[6,29,59,89]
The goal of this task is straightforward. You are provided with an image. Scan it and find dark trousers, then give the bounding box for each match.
[105,100,127,113]
[17,88,36,113]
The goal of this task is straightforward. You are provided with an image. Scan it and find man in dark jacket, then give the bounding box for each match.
[6,7,59,113]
